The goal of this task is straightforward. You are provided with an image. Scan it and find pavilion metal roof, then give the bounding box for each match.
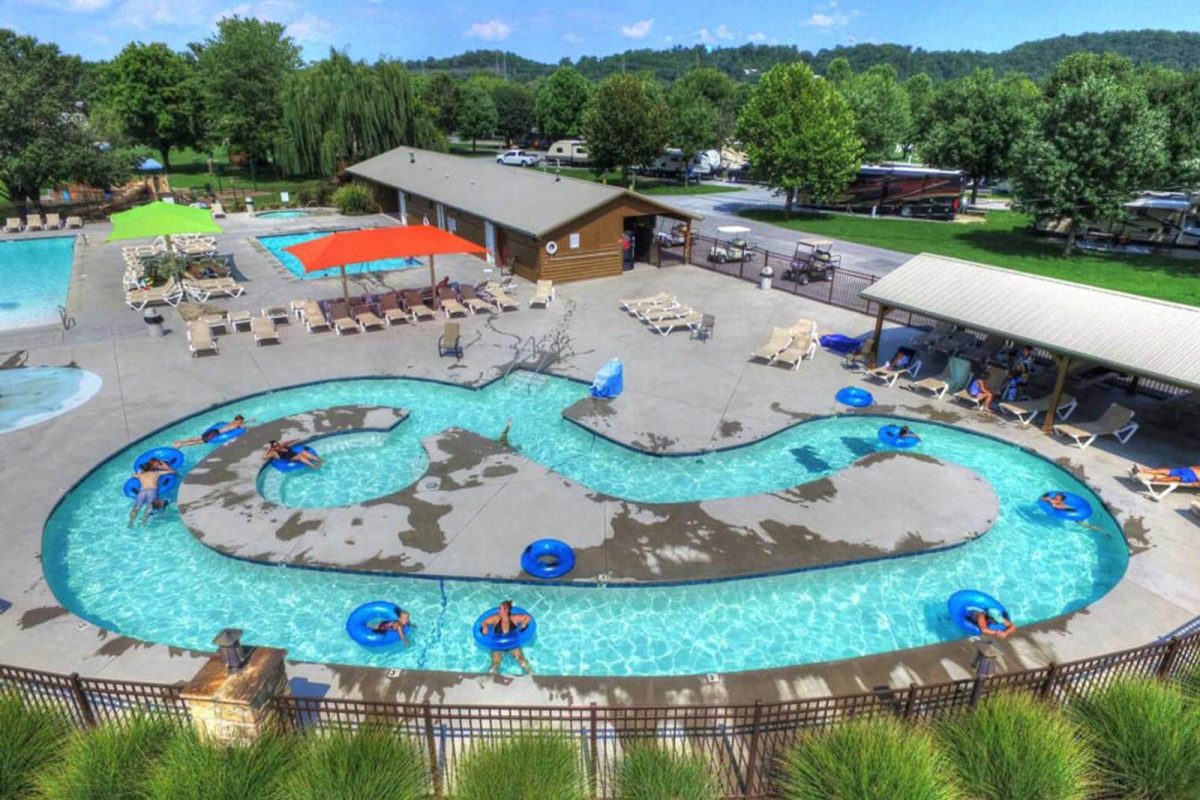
[861,253,1200,390]
[347,147,698,238]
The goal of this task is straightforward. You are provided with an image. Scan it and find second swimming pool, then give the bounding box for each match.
[0,236,75,330]
[42,374,1129,676]
[260,231,422,280]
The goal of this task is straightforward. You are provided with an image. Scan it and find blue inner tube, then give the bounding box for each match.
[122,472,179,499]
[345,601,408,648]
[133,447,184,472]
[1037,491,1093,522]
[835,386,873,408]
[878,424,919,449]
[473,607,537,651]
[271,445,318,473]
[521,539,576,579]
[203,422,246,445]
[948,589,1011,636]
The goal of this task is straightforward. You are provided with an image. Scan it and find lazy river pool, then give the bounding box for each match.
[42,374,1128,676]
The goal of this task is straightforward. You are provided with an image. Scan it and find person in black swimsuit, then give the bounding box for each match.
[263,439,323,468]
[174,415,251,447]
[479,600,533,675]
[371,607,411,646]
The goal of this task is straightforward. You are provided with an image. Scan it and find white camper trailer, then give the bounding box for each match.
[545,139,589,166]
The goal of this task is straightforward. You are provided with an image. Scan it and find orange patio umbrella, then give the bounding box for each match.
[284,225,488,304]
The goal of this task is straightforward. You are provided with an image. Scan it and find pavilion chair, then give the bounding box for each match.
[352,301,386,332]
[43,212,63,230]
[912,321,955,349]
[262,306,290,325]
[650,308,705,336]
[458,284,493,314]
[251,315,280,346]
[66,216,83,229]
[187,320,219,357]
[620,291,672,313]
[325,301,360,335]
[294,301,329,333]
[952,365,1009,411]
[998,393,1078,427]
[437,286,469,318]
[438,322,463,358]
[751,327,794,364]
[376,293,410,326]
[959,333,1007,365]
[530,280,555,307]
[1053,403,1139,449]
[864,347,922,387]
[402,290,437,321]
[3,217,21,233]
[933,329,981,356]
[483,281,518,311]
[909,356,972,400]
[774,332,817,370]
[843,338,875,370]
[1129,465,1200,501]
[24,213,44,231]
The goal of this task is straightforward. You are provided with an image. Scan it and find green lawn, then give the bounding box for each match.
[137,147,327,197]
[739,208,1200,306]
[552,167,743,196]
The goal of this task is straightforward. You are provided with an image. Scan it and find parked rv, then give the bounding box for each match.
[638,149,721,180]
[545,139,589,166]
[1036,191,1200,249]
[795,165,964,219]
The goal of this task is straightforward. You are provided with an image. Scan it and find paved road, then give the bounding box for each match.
[662,184,909,278]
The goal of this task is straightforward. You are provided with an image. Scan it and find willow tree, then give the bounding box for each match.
[278,51,443,176]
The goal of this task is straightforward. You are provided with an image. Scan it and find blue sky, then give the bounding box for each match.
[5,0,1200,63]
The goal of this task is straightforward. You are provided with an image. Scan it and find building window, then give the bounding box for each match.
[569,233,580,249]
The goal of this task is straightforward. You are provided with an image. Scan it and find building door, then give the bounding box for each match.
[436,203,446,230]
[398,191,407,224]
[484,221,497,264]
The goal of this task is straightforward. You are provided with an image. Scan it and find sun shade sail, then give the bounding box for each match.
[283,225,487,272]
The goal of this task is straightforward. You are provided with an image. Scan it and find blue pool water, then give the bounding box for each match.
[42,375,1128,677]
[0,367,103,434]
[0,237,75,330]
[256,210,317,219]
[260,231,422,280]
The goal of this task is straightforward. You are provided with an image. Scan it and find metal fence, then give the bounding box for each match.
[0,663,191,730]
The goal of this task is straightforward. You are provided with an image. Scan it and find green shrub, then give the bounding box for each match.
[1071,678,1200,800]
[331,183,378,215]
[0,692,71,799]
[936,692,1091,800]
[39,715,177,800]
[288,727,428,800]
[146,728,297,800]
[779,716,958,800]
[1176,662,1200,699]
[455,733,586,800]
[614,744,720,800]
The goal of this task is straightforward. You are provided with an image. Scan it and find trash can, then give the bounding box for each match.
[759,265,774,291]
[143,308,165,338]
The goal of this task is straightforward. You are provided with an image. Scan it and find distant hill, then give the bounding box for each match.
[404,30,1200,83]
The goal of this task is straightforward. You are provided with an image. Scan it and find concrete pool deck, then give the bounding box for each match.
[0,209,1197,706]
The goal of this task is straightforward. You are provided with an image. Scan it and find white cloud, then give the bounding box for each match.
[662,34,673,43]
[69,0,111,10]
[803,1,857,28]
[746,31,768,43]
[561,32,584,44]
[465,19,512,41]
[620,18,653,39]
[715,23,734,40]
[287,12,333,42]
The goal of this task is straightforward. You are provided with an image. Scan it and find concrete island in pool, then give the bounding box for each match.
[42,372,1129,678]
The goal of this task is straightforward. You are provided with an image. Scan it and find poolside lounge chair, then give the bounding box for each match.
[4,217,22,232]
[909,356,972,400]
[66,216,83,229]
[651,309,705,336]
[438,322,463,358]
[251,315,280,346]
[199,313,228,334]
[292,301,328,332]
[631,296,682,319]
[458,284,492,314]
[774,333,817,370]
[262,306,290,325]
[187,320,218,357]
[437,287,469,318]
[376,293,409,326]
[183,276,244,302]
[843,338,875,370]
[1053,404,1139,449]
[952,366,1008,411]
[353,303,386,331]
[211,202,226,219]
[326,301,359,335]
[751,328,794,364]
[640,304,692,324]
[864,348,922,386]
[44,213,62,230]
[620,291,671,312]
[530,280,554,307]
[402,290,436,321]
[483,281,518,311]
[227,309,253,332]
[125,280,183,310]
[1129,466,1200,501]
[24,213,44,231]
[998,393,1078,427]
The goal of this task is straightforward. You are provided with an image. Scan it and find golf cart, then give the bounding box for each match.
[654,221,693,249]
[707,225,757,264]
[783,239,840,284]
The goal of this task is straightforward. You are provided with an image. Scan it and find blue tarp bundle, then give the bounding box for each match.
[819,334,863,354]
[591,358,623,399]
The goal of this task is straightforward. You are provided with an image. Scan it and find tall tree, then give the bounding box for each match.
[1012,54,1168,255]
[535,66,591,141]
[580,73,669,189]
[193,16,300,179]
[736,62,863,213]
[671,67,740,143]
[279,52,442,176]
[493,83,534,144]
[1140,66,1200,187]
[102,42,201,171]
[420,73,460,135]
[669,92,719,168]
[840,64,910,162]
[901,72,933,159]
[919,69,1039,204]
[456,80,498,152]
[825,57,853,85]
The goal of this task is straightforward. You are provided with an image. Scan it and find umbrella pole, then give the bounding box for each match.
[428,253,437,298]
[341,266,350,304]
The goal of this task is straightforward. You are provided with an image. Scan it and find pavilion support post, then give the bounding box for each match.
[1042,353,1072,434]
[870,304,888,368]
[683,219,693,264]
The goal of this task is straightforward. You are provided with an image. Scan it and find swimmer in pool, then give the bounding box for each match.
[480,599,533,675]
[498,418,513,448]
[174,415,252,447]
[263,439,323,468]
[371,607,411,646]
[896,425,920,442]
[1040,492,1077,513]
[971,608,1017,640]
[1130,464,1200,484]
[128,461,176,526]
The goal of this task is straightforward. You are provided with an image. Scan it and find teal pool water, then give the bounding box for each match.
[42,375,1128,677]
[0,237,75,330]
[0,367,103,434]
[257,210,318,219]
[260,231,422,280]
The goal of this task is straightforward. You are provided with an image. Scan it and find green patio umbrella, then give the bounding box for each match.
[107,201,223,242]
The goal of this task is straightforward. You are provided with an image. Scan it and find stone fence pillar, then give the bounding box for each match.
[180,643,289,744]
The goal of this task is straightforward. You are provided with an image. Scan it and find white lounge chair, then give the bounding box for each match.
[458,284,493,314]
[530,280,554,307]
[211,202,226,219]
[227,309,253,332]
[187,320,218,357]
[620,292,671,312]
[774,333,817,370]
[251,315,280,346]
[650,310,705,336]
[4,217,22,232]
[640,304,691,324]
[262,306,290,325]
[295,301,329,332]
[184,277,244,302]
[44,213,62,229]
[66,216,83,229]
[125,280,183,310]
[864,354,923,387]
[1129,465,1200,501]
[437,287,469,318]
[750,327,794,364]
[998,393,1078,427]
[24,214,44,231]
[1053,403,1139,449]
[484,282,518,312]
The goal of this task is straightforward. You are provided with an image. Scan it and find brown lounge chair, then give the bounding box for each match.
[402,290,436,322]
[326,301,359,335]
[458,284,493,314]
[437,287,469,318]
[353,303,386,331]
[377,293,409,326]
